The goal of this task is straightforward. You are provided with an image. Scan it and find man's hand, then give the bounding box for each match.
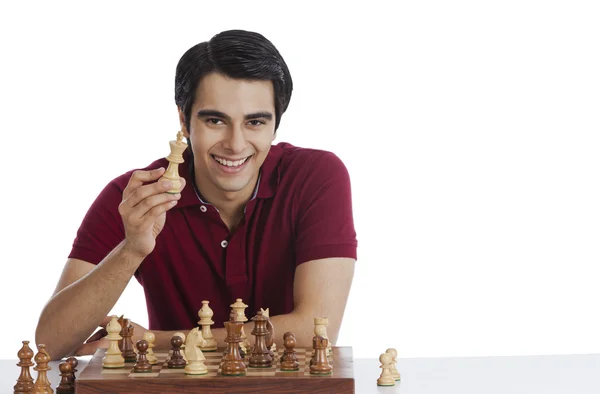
[119,167,186,258]
[72,317,148,356]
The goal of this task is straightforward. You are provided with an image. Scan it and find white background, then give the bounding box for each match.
[0,0,598,360]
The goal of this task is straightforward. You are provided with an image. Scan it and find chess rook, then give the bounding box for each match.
[310,336,332,375]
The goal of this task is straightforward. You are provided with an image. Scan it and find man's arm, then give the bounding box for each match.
[36,168,183,360]
[153,257,354,349]
[36,252,143,360]
[75,256,355,355]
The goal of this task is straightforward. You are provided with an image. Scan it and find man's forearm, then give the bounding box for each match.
[35,241,144,360]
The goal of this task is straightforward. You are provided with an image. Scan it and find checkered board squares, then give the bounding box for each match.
[99,348,333,378]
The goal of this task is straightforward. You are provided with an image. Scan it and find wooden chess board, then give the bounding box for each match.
[75,346,355,393]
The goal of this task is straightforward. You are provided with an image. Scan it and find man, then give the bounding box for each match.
[36,29,357,360]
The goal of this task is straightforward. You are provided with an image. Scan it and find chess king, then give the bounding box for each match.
[35,29,357,360]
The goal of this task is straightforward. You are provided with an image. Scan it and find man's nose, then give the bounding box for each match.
[223,125,247,153]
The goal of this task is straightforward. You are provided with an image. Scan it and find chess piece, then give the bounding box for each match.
[32,344,53,394]
[103,315,125,368]
[174,332,188,362]
[386,348,401,381]
[65,357,78,387]
[377,352,396,386]
[14,340,35,393]
[55,362,74,394]
[159,130,187,193]
[314,317,331,356]
[167,335,187,369]
[260,307,276,353]
[220,312,246,376]
[120,319,136,362]
[230,298,249,354]
[280,332,294,363]
[280,333,300,371]
[198,300,218,351]
[184,327,208,375]
[249,310,272,368]
[143,331,158,365]
[309,336,332,375]
[133,340,153,373]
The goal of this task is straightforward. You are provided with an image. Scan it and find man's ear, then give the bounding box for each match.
[178,107,190,138]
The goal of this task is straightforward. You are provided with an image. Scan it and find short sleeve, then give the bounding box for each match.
[68,179,127,265]
[294,152,358,265]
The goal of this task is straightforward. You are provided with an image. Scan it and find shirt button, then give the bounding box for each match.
[221,240,229,248]
[200,205,207,212]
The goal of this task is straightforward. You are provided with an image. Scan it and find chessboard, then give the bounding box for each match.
[75,346,355,393]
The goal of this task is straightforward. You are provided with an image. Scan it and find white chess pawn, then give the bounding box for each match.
[103,315,125,368]
[197,300,218,351]
[143,331,158,365]
[386,348,401,381]
[174,332,188,363]
[377,353,396,386]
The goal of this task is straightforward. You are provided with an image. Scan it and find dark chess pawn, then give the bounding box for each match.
[280,333,300,371]
[167,335,187,369]
[14,340,35,393]
[133,340,153,373]
[66,356,78,386]
[56,362,74,394]
[310,336,332,375]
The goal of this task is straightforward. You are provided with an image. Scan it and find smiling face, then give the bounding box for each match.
[180,72,276,203]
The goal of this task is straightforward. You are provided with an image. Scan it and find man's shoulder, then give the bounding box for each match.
[274,142,347,172]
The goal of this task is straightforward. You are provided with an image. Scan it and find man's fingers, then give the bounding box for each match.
[85,328,108,344]
[123,168,166,200]
[140,198,181,223]
[73,337,109,356]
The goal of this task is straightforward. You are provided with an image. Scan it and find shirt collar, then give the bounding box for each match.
[175,144,284,208]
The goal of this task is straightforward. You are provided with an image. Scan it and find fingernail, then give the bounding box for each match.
[162,181,172,189]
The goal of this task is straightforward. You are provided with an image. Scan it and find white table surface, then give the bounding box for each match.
[3,354,600,393]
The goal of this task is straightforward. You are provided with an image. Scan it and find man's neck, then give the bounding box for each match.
[193,171,259,230]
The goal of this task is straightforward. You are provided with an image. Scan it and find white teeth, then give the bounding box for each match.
[213,155,249,167]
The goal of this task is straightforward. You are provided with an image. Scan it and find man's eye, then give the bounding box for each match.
[207,118,222,125]
[248,120,266,126]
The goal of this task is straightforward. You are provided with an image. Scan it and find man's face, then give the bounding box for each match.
[181,72,276,199]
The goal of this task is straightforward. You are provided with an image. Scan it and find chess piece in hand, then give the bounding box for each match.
[120,167,186,259]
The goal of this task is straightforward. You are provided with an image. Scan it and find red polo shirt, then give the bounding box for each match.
[69,142,357,331]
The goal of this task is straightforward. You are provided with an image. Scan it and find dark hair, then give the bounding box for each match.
[175,30,293,132]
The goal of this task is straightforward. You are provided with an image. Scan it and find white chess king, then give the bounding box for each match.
[159,130,187,193]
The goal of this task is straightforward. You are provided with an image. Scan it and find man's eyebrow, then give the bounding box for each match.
[245,111,273,120]
[196,109,273,121]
